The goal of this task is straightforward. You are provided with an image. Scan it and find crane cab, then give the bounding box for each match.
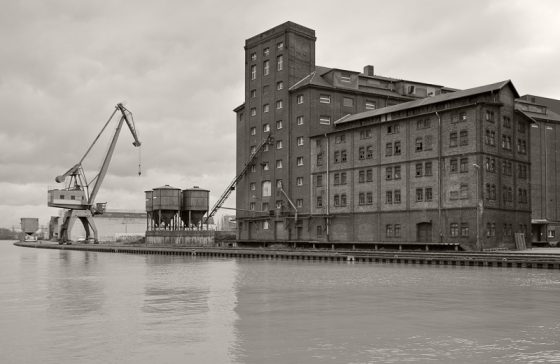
[48,189,88,210]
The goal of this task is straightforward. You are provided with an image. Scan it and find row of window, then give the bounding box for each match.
[486,111,525,133]
[485,184,528,203]
[250,56,284,80]
[250,42,284,62]
[485,129,527,153]
[250,100,283,115]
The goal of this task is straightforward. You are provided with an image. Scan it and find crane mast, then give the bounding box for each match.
[48,103,141,244]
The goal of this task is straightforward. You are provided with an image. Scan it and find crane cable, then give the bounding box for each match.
[138,145,142,176]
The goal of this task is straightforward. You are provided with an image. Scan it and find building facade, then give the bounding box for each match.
[516,97,560,244]
[235,22,532,250]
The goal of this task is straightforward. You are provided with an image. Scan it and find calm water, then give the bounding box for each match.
[1,242,560,364]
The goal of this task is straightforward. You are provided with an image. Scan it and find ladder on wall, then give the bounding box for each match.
[204,135,273,224]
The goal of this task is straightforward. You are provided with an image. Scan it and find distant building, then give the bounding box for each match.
[516,97,560,243]
[219,214,237,231]
[52,210,146,242]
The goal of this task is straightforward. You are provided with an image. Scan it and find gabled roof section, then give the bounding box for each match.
[516,104,560,123]
[335,80,519,125]
[289,66,332,91]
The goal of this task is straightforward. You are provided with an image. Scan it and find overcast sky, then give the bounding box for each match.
[1,0,559,230]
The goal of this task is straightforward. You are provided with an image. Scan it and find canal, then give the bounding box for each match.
[1,242,559,363]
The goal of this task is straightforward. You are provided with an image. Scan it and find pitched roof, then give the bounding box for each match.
[335,80,519,125]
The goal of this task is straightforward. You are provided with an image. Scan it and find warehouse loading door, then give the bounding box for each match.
[417,222,432,243]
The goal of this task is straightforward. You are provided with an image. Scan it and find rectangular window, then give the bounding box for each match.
[276,81,283,90]
[341,150,347,163]
[276,120,283,129]
[334,194,339,207]
[297,94,304,104]
[263,47,270,57]
[276,100,283,109]
[251,107,257,116]
[277,55,283,71]
[359,147,365,160]
[385,142,393,156]
[296,199,303,208]
[415,137,423,152]
[263,104,269,113]
[387,124,400,134]
[394,141,401,155]
[334,173,340,185]
[277,41,284,50]
[343,97,354,107]
[426,188,433,202]
[341,194,347,206]
[316,174,323,187]
[335,134,346,144]
[503,116,511,128]
[276,179,283,189]
[366,146,373,159]
[276,140,282,149]
[359,170,365,183]
[459,130,468,146]
[416,188,423,202]
[320,95,331,103]
[262,180,271,197]
[394,224,401,238]
[394,166,401,180]
[251,65,256,80]
[460,158,468,173]
[394,190,401,204]
[486,110,495,122]
[250,202,255,210]
[386,191,393,204]
[250,52,257,61]
[450,223,459,237]
[276,160,282,169]
[386,167,393,180]
[365,100,376,110]
[460,184,468,199]
[366,169,373,182]
[386,224,393,237]
[366,192,373,204]
[263,60,270,75]
[485,129,496,146]
[297,136,304,146]
[359,192,365,205]
[416,163,423,177]
[450,132,458,147]
[297,157,304,166]
[263,123,270,133]
[450,158,458,173]
[250,145,256,154]
[316,153,323,166]
[250,182,256,191]
[250,127,256,136]
[424,162,433,176]
[461,223,469,237]
[296,177,303,186]
[297,115,304,125]
[359,129,372,139]
[250,89,256,98]
[341,172,347,185]
[317,225,323,237]
[319,115,331,125]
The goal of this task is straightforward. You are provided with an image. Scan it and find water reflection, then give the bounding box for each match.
[2,244,560,364]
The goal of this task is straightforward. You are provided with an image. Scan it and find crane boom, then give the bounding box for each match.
[204,135,272,224]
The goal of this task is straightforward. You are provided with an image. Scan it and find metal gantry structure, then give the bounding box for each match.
[48,103,141,244]
[204,135,273,224]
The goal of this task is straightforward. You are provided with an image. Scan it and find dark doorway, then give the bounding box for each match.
[417,222,433,243]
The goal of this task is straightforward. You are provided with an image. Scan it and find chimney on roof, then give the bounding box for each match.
[364,65,374,76]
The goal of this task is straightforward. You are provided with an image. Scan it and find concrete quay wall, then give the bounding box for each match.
[14,242,560,270]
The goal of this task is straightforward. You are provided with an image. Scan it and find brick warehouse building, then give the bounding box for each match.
[235,21,532,250]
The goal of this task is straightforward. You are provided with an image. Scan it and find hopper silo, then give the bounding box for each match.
[151,185,181,229]
[181,186,209,228]
[21,218,39,242]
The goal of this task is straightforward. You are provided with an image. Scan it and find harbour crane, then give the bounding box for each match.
[48,103,141,244]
